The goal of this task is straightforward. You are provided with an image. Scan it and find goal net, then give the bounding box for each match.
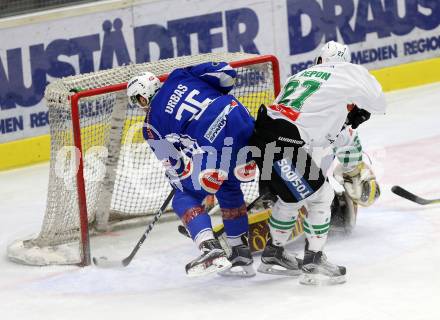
[7,52,280,266]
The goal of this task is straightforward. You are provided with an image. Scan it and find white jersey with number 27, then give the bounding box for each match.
[268,62,387,147]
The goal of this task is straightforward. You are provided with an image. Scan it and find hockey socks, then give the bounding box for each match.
[303,182,334,252]
[268,199,301,246]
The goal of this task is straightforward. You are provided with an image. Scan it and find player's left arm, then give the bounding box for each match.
[349,65,387,114]
[333,128,380,207]
[333,127,362,172]
[345,65,387,129]
[187,62,237,94]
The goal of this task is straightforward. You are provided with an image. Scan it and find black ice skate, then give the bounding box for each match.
[300,249,346,285]
[185,239,231,277]
[219,242,255,277]
[257,238,302,276]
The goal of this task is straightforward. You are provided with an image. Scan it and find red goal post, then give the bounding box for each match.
[8,53,281,266]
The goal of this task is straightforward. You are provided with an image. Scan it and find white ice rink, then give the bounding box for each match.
[1,83,440,320]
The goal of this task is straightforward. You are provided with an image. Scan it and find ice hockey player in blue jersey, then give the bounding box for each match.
[127,62,256,277]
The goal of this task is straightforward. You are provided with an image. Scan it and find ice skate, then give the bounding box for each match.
[300,250,346,285]
[185,239,231,277]
[219,243,255,277]
[257,238,302,276]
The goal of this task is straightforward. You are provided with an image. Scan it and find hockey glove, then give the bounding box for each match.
[163,155,193,190]
[333,162,380,207]
[346,105,371,129]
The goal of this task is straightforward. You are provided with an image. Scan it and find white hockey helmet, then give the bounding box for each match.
[315,40,351,65]
[127,71,161,109]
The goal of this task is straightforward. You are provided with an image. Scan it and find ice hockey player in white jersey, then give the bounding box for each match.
[250,40,387,285]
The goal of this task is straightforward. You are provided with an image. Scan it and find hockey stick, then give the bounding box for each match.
[177,191,271,239]
[93,189,176,268]
[391,185,440,205]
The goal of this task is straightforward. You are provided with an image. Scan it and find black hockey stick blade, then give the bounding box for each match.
[92,256,125,268]
[391,185,440,205]
[93,255,135,268]
[178,224,191,238]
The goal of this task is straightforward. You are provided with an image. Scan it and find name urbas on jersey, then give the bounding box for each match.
[145,61,239,162]
[164,84,188,114]
[149,63,235,138]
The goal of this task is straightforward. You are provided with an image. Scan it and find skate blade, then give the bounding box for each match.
[299,273,346,286]
[186,257,232,278]
[257,262,301,277]
[218,264,256,278]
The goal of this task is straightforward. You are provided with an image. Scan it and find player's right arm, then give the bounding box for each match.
[142,124,190,189]
[346,64,387,115]
[186,61,237,94]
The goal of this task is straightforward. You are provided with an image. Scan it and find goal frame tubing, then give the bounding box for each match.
[69,54,281,266]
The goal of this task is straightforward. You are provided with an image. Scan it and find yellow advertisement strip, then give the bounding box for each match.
[212,209,272,234]
[371,56,440,92]
[0,134,51,170]
[1,56,440,171]
[212,208,306,252]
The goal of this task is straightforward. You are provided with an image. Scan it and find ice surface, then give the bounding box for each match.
[1,83,440,320]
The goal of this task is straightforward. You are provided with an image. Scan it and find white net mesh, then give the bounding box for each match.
[7,52,277,265]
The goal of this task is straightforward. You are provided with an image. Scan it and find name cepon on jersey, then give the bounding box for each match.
[298,70,331,81]
[165,84,188,114]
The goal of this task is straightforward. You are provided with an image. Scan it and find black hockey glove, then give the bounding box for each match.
[346,105,371,129]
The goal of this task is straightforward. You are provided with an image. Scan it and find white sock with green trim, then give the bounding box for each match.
[269,198,302,246]
[303,215,330,252]
[304,182,333,252]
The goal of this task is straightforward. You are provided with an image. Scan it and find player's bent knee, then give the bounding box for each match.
[273,197,303,217]
[307,181,335,210]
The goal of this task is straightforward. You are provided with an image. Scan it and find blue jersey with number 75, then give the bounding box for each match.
[143,61,241,160]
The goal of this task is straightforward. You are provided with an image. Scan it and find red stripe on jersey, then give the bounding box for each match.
[268,104,300,122]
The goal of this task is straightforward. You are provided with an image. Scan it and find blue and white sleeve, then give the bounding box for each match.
[187,62,237,94]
